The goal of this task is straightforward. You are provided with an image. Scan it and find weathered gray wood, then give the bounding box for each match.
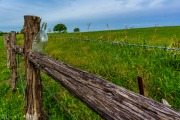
[10,31,17,90]
[12,45,23,55]
[4,34,11,68]
[24,15,43,120]
[23,50,180,120]
[12,45,180,119]
[4,34,8,47]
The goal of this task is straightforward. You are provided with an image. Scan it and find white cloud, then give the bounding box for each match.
[0,0,180,31]
[42,0,141,22]
[42,0,180,22]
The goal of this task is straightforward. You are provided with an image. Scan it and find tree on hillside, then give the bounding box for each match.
[74,28,80,32]
[53,23,67,33]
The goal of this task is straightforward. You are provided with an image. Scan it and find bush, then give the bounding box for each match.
[74,28,80,32]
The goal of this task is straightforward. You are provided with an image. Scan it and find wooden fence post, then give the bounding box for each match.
[24,15,43,120]
[137,76,144,96]
[4,34,11,68]
[10,31,17,90]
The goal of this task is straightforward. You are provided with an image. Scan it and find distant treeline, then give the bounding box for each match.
[0,32,20,36]
[0,32,7,36]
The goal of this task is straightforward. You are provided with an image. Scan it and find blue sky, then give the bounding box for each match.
[0,0,180,32]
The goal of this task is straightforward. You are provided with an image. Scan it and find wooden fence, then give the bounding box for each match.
[4,15,180,120]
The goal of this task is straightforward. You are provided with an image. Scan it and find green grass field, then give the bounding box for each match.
[0,26,180,119]
[0,36,25,119]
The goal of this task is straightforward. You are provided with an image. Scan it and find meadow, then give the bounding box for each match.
[0,26,180,119]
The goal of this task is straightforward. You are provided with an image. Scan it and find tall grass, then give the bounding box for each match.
[45,37,180,110]
[46,26,180,110]
[0,26,180,119]
[50,26,180,46]
[0,36,25,119]
[1,35,102,119]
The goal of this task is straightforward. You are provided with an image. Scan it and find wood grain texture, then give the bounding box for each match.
[4,34,11,68]
[10,31,17,90]
[23,15,43,120]
[12,45,23,55]
[24,50,180,120]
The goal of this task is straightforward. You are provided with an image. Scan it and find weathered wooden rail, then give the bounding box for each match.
[4,15,180,120]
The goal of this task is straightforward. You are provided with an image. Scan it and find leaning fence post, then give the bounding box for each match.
[24,15,43,120]
[10,31,17,90]
[137,76,144,96]
[4,34,11,68]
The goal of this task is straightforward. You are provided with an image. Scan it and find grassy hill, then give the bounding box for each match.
[0,26,180,119]
[46,26,180,109]
[51,26,180,46]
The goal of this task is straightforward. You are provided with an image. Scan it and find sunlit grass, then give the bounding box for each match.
[1,26,180,119]
[0,36,24,119]
[46,26,180,110]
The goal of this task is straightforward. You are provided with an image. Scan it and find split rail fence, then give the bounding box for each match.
[4,15,180,120]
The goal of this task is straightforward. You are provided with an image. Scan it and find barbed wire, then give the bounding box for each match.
[44,110,51,120]
[42,84,78,120]
[16,54,76,119]
[16,54,26,98]
[49,36,180,51]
